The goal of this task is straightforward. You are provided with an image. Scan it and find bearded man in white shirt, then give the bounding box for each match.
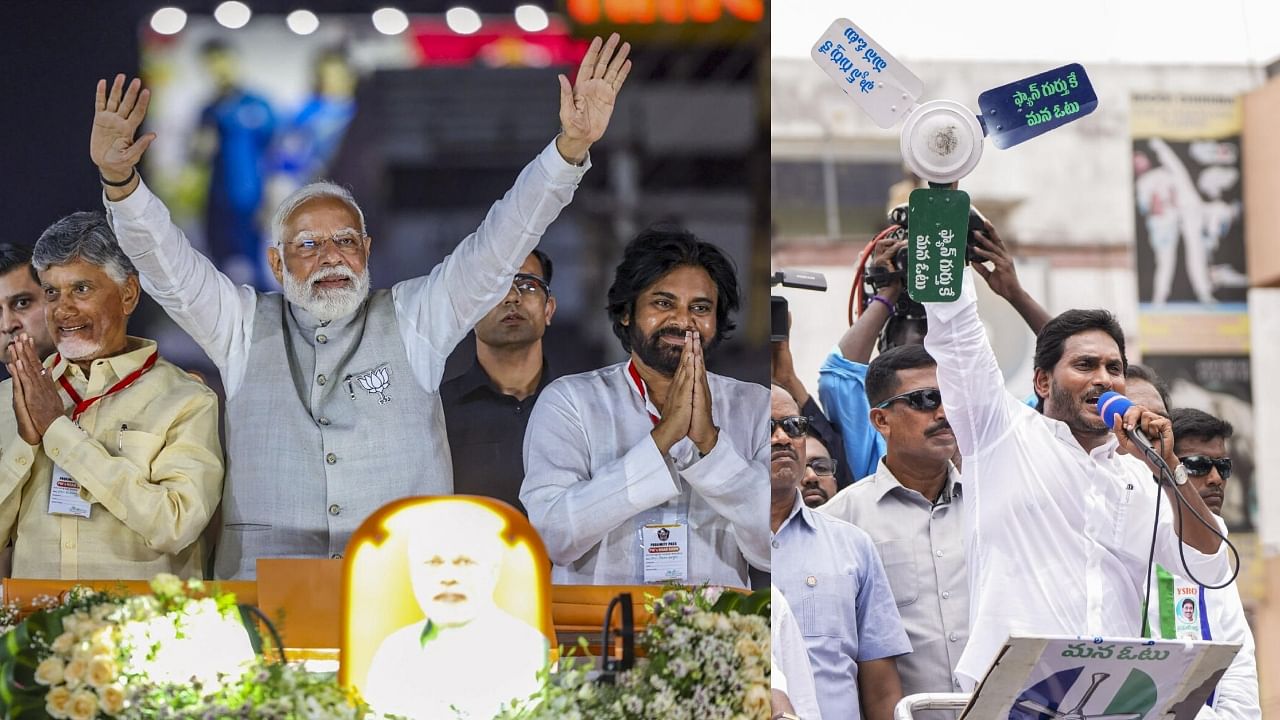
[520,228,769,587]
[924,221,1230,689]
[88,36,632,578]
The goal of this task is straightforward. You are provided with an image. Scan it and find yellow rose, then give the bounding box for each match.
[735,637,761,659]
[99,683,126,714]
[35,656,65,686]
[46,686,73,719]
[67,689,98,720]
[87,656,117,689]
[63,658,86,688]
[51,631,76,655]
[743,683,771,719]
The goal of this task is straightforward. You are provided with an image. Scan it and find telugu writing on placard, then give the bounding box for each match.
[913,229,959,298]
[1011,70,1084,126]
[814,26,888,94]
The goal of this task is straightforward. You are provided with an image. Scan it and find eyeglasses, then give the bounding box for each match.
[286,231,366,258]
[770,415,811,438]
[806,457,837,476]
[511,273,550,298]
[875,387,943,411]
[1178,455,1232,479]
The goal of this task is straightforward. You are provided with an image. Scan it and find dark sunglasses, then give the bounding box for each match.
[1178,455,1232,479]
[770,415,811,438]
[806,457,837,476]
[875,387,943,412]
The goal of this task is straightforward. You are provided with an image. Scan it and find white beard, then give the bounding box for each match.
[282,264,370,321]
[56,336,102,362]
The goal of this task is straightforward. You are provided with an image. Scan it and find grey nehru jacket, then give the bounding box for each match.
[105,140,589,578]
[819,459,968,720]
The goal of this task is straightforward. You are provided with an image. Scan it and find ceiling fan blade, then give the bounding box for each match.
[810,18,925,129]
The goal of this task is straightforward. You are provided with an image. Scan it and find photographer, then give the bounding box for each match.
[817,216,1051,480]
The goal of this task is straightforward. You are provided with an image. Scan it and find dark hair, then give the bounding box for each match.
[606,228,739,353]
[531,249,554,286]
[865,344,937,407]
[1126,363,1172,414]
[1033,310,1127,410]
[0,244,37,284]
[1034,309,1127,374]
[1171,408,1234,449]
[1182,598,1195,609]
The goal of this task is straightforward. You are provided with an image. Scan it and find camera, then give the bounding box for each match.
[865,202,989,290]
[770,270,827,341]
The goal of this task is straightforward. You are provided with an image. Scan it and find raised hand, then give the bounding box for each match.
[651,332,695,454]
[91,74,156,183]
[688,333,719,455]
[969,221,1023,300]
[555,34,631,165]
[10,336,65,444]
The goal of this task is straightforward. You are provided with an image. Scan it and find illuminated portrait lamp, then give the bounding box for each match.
[340,496,554,719]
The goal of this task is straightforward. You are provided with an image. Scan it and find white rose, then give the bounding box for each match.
[87,656,117,689]
[51,631,76,655]
[35,656,65,686]
[99,683,127,714]
[63,658,86,688]
[67,689,98,720]
[149,573,183,597]
[743,683,770,719]
[46,686,73,719]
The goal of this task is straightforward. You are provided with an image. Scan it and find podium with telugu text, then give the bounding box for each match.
[895,635,1239,720]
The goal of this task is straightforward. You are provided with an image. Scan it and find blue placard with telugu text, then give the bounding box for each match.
[977,63,1098,150]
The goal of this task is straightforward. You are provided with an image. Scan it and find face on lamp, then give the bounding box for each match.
[407,531,503,628]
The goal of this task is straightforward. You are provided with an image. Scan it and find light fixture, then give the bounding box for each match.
[445,6,482,35]
[149,7,188,35]
[213,1,252,29]
[371,7,410,35]
[513,4,549,32]
[286,9,320,35]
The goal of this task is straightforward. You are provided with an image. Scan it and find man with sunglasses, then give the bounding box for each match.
[922,223,1229,691]
[89,36,633,579]
[820,344,966,719]
[1143,409,1259,719]
[442,251,556,513]
[770,384,909,720]
[818,218,1049,484]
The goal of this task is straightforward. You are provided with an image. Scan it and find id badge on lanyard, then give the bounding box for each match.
[48,464,91,518]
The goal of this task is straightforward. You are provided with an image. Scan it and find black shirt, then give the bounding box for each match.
[439,358,553,514]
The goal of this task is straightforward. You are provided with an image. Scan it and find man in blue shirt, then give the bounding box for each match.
[770,384,910,720]
[819,219,1051,480]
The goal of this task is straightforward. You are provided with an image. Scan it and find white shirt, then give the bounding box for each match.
[520,361,769,586]
[103,139,588,399]
[772,586,823,720]
[924,274,1231,688]
[1145,566,1261,719]
[363,613,547,719]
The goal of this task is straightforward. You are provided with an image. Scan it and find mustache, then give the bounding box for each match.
[309,266,358,284]
[771,442,797,459]
[925,419,953,437]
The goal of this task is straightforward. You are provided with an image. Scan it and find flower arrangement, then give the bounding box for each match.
[0,575,369,720]
[494,587,771,720]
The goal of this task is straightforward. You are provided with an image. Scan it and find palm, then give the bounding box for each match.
[558,34,631,149]
[90,74,155,176]
[91,111,138,167]
[561,78,617,143]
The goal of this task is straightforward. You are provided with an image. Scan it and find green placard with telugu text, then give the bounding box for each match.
[907,188,969,303]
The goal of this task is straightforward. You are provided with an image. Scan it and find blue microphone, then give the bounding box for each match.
[1096,391,1159,462]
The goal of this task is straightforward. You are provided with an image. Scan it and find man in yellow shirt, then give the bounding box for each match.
[0,212,223,579]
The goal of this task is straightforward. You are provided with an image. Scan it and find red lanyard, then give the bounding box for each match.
[54,351,159,421]
[626,360,661,427]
